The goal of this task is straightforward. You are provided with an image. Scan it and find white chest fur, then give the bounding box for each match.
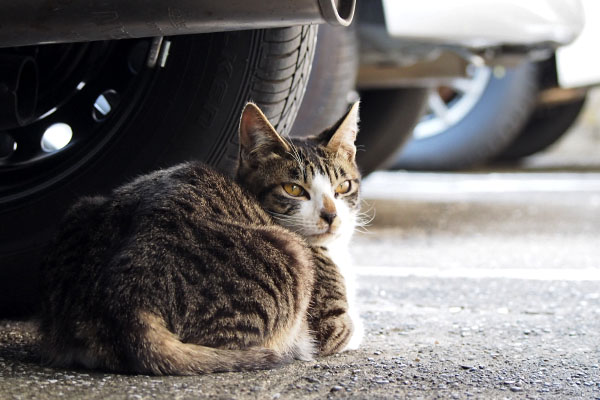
[326,240,364,350]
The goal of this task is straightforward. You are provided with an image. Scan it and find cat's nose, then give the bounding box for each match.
[320,210,337,225]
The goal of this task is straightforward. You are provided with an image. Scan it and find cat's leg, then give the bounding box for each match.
[316,309,354,356]
[308,246,356,355]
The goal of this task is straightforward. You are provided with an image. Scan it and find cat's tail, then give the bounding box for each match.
[130,311,285,375]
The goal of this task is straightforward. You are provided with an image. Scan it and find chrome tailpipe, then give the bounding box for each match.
[0,0,355,48]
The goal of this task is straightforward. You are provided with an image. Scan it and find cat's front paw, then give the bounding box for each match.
[317,313,353,356]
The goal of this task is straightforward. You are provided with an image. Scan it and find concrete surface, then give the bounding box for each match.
[2,94,600,399]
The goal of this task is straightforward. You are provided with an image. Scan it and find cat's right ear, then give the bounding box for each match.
[239,103,290,162]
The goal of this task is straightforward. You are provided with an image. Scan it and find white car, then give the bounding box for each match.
[355,0,596,170]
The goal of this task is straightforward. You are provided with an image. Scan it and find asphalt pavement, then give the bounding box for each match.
[1,96,600,399]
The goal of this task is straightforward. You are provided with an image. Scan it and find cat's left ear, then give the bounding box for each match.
[321,101,359,161]
[239,102,290,160]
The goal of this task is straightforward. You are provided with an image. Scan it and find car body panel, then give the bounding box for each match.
[381,0,584,48]
[556,0,600,87]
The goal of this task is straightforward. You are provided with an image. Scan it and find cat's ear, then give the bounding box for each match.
[239,103,290,160]
[321,102,359,161]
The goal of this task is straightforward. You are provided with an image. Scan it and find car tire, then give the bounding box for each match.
[356,88,429,174]
[391,63,539,170]
[495,96,587,161]
[0,26,317,317]
[290,24,358,137]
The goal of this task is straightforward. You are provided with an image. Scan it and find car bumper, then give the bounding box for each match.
[382,0,584,49]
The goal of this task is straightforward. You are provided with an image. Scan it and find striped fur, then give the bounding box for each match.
[40,163,315,374]
[307,247,353,355]
[39,103,362,375]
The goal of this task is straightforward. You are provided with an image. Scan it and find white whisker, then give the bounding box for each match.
[355,201,376,227]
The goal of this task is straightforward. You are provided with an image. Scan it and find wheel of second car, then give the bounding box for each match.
[391,62,540,170]
[356,87,429,174]
[495,95,587,161]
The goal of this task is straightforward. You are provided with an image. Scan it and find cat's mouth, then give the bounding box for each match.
[307,229,340,244]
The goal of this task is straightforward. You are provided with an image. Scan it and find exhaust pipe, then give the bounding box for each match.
[0,0,355,48]
[0,56,38,129]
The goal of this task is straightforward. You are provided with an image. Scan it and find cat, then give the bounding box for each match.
[38,102,363,375]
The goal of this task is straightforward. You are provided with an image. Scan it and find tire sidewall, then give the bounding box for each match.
[394,63,539,170]
[357,88,429,174]
[290,24,358,137]
[496,96,587,160]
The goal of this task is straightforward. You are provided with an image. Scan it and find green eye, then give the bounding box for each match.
[282,183,305,197]
[335,180,351,195]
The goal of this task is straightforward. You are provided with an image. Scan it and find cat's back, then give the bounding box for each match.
[119,161,270,226]
[42,161,288,311]
[41,162,270,293]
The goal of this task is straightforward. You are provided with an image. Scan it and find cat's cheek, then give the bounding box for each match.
[299,200,319,232]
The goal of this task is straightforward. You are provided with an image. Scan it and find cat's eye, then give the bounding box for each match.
[282,183,305,197]
[335,180,351,195]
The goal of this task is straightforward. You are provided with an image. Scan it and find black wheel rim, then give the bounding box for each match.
[0,39,156,205]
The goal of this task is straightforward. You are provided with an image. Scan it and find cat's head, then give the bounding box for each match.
[237,102,361,246]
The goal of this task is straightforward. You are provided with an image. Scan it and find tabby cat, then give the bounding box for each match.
[39,102,363,375]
